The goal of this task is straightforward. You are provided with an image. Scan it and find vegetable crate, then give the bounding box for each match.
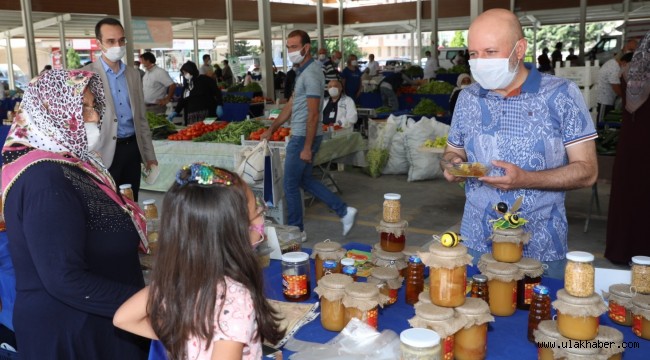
[222,103,251,122]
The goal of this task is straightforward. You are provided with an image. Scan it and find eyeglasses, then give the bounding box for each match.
[249,196,268,247]
[101,38,128,47]
[251,196,268,220]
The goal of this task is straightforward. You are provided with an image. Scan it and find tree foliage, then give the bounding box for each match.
[233,41,261,57]
[450,31,466,47]
[523,21,619,57]
[66,48,81,69]
[311,38,366,59]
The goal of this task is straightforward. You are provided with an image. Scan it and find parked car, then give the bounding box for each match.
[378,58,412,72]
[437,47,467,69]
[0,64,29,90]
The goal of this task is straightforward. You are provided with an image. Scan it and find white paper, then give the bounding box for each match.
[596,267,631,302]
[266,226,283,260]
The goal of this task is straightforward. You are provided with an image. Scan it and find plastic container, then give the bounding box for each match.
[314,273,354,331]
[631,294,650,340]
[552,289,607,340]
[119,184,134,201]
[453,298,494,360]
[533,320,562,360]
[400,328,441,360]
[514,258,544,310]
[483,262,523,316]
[631,256,650,294]
[367,266,402,305]
[342,282,388,329]
[595,326,625,360]
[322,260,339,277]
[383,193,401,223]
[409,303,465,360]
[372,248,408,276]
[311,240,345,281]
[341,258,357,281]
[443,161,490,177]
[281,252,311,302]
[490,228,530,263]
[564,251,595,297]
[377,220,408,252]
[603,284,634,326]
[527,285,551,342]
[421,243,472,308]
[470,274,489,304]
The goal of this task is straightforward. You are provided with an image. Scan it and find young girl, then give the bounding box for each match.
[114,163,285,359]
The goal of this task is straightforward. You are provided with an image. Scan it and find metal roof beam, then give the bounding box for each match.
[0,13,71,39]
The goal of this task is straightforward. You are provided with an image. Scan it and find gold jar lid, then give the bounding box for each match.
[514,257,544,278]
[553,289,607,317]
[483,262,524,282]
[416,303,454,321]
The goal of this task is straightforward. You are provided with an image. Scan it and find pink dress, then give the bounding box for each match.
[186,277,261,360]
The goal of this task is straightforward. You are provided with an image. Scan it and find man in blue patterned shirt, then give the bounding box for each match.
[442,9,598,278]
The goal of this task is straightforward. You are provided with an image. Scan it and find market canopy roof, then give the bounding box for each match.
[0,0,649,40]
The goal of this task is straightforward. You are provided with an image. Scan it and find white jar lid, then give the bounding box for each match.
[142,199,156,205]
[282,251,309,263]
[400,328,440,348]
[340,257,355,266]
[384,193,401,200]
[566,251,594,262]
[119,184,132,189]
[632,256,650,266]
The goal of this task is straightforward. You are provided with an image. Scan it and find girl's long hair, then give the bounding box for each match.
[147,169,285,359]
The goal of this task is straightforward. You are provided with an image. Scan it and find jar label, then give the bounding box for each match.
[524,282,539,305]
[633,315,643,337]
[609,301,628,324]
[443,336,454,360]
[366,308,379,329]
[388,289,398,304]
[282,274,309,297]
[512,285,518,309]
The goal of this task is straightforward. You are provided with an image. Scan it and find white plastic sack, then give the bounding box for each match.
[404,116,450,182]
[382,115,409,175]
[236,140,268,184]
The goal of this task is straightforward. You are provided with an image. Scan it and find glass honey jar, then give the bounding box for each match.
[367,266,402,306]
[314,273,354,331]
[470,274,489,304]
[483,262,523,317]
[382,193,401,223]
[595,325,625,360]
[342,282,389,329]
[372,248,408,277]
[408,303,465,360]
[453,298,494,360]
[311,240,346,282]
[420,242,472,308]
[281,252,311,302]
[564,251,595,298]
[603,284,634,326]
[631,256,650,294]
[532,320,562,360]
[552,289,607,341]
[376,219,408,252]
[514,257,544,310]
[631,294,650,340]
[119,184,134,201]
[489,228,530,263]
[400,328,441,360]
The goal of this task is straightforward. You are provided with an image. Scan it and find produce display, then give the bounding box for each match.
[403,65,424,79]
[167,121,227,141]
[437,65,470,74]
[193,119,265,144]
[322,124,343,132]
[223,94,251,104]
[146,112,177,140]
[227,82,263,93]
[251,96,267,104]
[366,148,389,178]
[249,127,291,141]
[398,86,418,94]
[374,106,393,114]
[412,98,445,116]
[416,81,455,95]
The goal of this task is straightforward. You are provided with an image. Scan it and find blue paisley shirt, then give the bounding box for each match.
[447,64,597,261]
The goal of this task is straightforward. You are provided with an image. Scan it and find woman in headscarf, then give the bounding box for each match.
[168,61,222,125]
[605,31,650,264]
[449,73,473,116]
[1,70,150,359]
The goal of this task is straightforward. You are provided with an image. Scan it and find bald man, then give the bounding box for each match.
[441,9,598,278]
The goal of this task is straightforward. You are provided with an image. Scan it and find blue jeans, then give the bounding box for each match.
[284,135,347,231]
[466,247,567,280]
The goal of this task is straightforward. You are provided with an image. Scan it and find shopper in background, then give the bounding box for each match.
[442,9,598,279]
[320,48,340,97]
[261,30,357,241]
[221,59,234,86]
[605,31,650,264]
[551,42,563,68]
[537,47,552,73]
[449,73,473,116]
[423,50,438,80]
[340,54,362,101]
[595,52,633,122]
[199,54,214,77]
[565,48,579,66]
[84,17,157,202]
[366,53,379,76]
[169,61,222,125]
[140,51,176,115]
[133,60,145,79]
[114,164,285,360]
[2,69,150,359]
[321,80,358,128]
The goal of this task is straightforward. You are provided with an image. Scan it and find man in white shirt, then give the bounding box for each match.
[423,50,438,80]
[596,53,633,122]
[139,52,176,115]
[366,54,379,76]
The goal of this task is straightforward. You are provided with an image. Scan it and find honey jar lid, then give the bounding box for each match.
[400,328,440,348]
[483,262,524,282]
[376,220,408,236]
[374,248,407,261]
[632,255,650,265]
[119,184,132,190]
[561,345,601,356]
[311,240,346,260]
[631,294,650,310]
[313,240,342,252]
[422,242,473,269]
[384,193,401,200]
[490,227,531,244]
[342,282,389,311]
[142,199,156,205]
[477,253,497,273]
[317,273,354,290]
[553,289,607,317]
[344,282,380,299]
[595,326,624,357]
[514,257,544,278]
[428,241,467,257]
[416,303,454,321]
[608,283,634,299]
[454,297,490,316]
[565,251,594,263]
[369,266,400,280]
[340,257,355,267]
[281,251,309,263]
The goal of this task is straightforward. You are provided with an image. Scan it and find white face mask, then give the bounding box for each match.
[103,45,126,62]
[288,45,306,65]
[318,54,327,61]
[332,58,340,65]
[351,60,358,66]
[468,40,521,90]
[328,87,340,98]
[84,122,101,152]
[184,73,192,81]
[460,84,470,89]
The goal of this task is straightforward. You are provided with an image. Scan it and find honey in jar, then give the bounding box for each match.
[311,240,345,282]
[631,294,650,340]
[342,282,388,329]
[314,274,354,331]
[367,266,402,306]
[408,303,464,360]
[453,298,494,360]
[532,320,561,360]
[603,284,634,326]
[552,289,606,341]
[470,274,489,304]
[281,252,311,302]
[421,243,472,308]
[377,220,408,252]
[119,184,134,201]
[399,328,442,360]
[514,257,543,310]
[489,228,530,263]
[483,262,523,317]
[595,325,625,360]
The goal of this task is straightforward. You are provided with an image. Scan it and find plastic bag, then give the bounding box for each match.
[404,116,450,181]
[381,115,409,175]
[285,318,400,360]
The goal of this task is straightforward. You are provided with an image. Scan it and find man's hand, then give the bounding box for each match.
[146,160,158,170]
[260,129,273,141]
[156,98,170,106]
[479,160,529,191]
[441,152,465,182]
[300,148,313,163]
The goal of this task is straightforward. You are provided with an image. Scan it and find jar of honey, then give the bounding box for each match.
[603,284,634,326]
[119,184,134,201]
[281,252,311,302]
[564,251,595,297]
[367,266,402,306]
[532,320,563,360]
[483,262,523,317]
[470,274,489,304]
[376,219,408,252]
[382,193,401,223]
[420,243,472,308]
[595,326,625,360]
[311,240,346,282]
[631,256,650,294]
[372,248,408,276]
[314,273,354,331]
[514,257,544,310]
[477,253,497,274]
[453,298,494,360]
[556,344,601,359]
[322,260,339,277]
[489,228,530,263]
[408,303,465,360]
[631,294,650,340]
[552,289,607,340]
[340,258,357,281]
[399,328,441,360]
[342,282,389,329]
[142,199,160,247]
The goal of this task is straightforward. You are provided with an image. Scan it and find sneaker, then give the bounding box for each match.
[300,230,307,243]
[341,207,357,236]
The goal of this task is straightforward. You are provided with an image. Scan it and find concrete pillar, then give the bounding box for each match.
[4,35,16,90]
[20,0,38,77]
[58,18,67,69]
[257,0,275,101]
[578,0,587,64]
[193,21,199,64]
[416,0,422,65]
[430,0,439,68]
[118,0,134,66]
[226,0,235,58]
[317,0,324,48]
[470,0,483,21]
